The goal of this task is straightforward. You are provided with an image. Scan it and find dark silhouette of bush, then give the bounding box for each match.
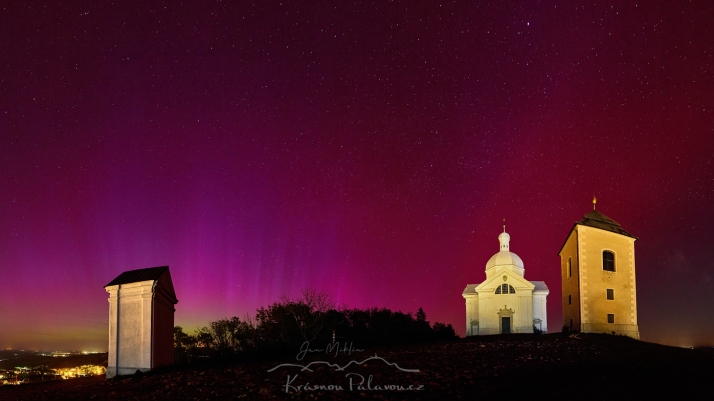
[432,322,457,339]
[175,290,456,362]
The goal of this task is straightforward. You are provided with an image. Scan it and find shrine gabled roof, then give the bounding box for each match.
[105,266,170,287]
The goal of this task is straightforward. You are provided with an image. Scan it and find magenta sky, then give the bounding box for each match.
[1,1,713,351]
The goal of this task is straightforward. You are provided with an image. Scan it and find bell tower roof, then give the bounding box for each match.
[578,210,635,238]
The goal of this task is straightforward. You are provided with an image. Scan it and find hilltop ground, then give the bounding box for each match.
[1,333,712,400]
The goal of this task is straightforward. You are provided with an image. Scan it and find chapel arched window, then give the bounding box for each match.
[495,284,516,294]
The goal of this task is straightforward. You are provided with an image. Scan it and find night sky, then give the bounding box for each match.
[1,1,713,351]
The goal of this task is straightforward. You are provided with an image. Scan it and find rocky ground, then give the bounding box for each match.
[1,333,712,400]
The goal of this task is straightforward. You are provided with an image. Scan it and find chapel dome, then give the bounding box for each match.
[485,251,524,270]
[485,230,525,271]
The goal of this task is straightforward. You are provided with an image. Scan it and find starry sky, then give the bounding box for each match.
[1,1,713,351]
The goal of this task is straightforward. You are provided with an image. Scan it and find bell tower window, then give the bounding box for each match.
[603,251,615,272]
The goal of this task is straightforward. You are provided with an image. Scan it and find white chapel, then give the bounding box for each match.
[463,225,549,335]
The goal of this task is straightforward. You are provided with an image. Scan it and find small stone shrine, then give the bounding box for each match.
[105,266,178,378]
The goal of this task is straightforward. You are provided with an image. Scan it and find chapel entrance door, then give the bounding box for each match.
[501,317,511,334]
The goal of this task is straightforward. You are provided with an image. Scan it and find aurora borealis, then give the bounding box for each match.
[1,1,713,350]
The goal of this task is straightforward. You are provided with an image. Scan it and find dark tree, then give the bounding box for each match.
[416,307,427,322]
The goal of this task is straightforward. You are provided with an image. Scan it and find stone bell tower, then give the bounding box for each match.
[560,199,639,339]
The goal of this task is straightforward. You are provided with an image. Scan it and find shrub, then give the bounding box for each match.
[175,289,455,362]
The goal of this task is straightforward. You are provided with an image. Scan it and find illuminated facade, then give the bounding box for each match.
[463,227,549,335]
[105,266,178,378]
[560,201,639,339]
